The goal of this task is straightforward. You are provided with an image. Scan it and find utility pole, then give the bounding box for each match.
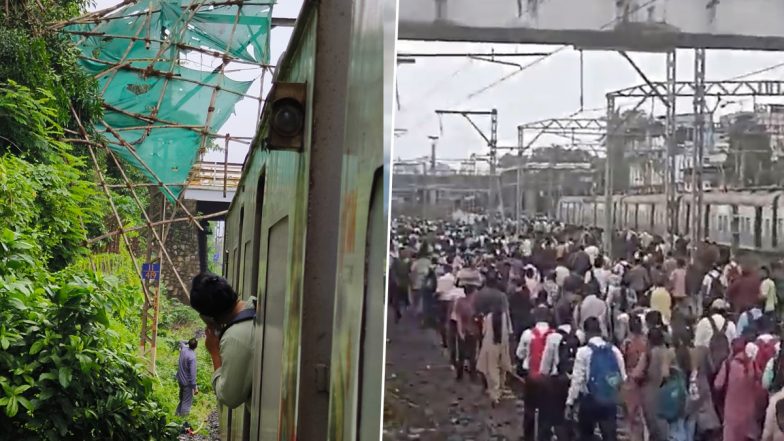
[434,109,499,217]
[604,95,615,256]
[516,126,524,235]
[691,48,706,251]
[490,108,498,216]
[428,135,438,172]
[665,50,677,248]
[428,135,438,206]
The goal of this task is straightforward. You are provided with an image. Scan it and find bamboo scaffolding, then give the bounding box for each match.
[80,56,264,102]
[100,120,203,231]
[100,104,258,140]
[101,137,191,299]
[53,0,273,29]
[182,6,243,195]
[94,6,153,96]
[62,31,275,69]
[88,210,228,244]
[72,106,152,305]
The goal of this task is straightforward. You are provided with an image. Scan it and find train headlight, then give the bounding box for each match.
[266,82,306,151]
[272,98,305,137]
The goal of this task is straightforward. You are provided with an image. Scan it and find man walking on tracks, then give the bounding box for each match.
[176,338,199,417]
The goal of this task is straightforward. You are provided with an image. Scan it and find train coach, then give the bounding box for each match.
[218,1,389,440]
[556,190,784,253]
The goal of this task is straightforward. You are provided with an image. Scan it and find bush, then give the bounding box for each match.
[0,228,179,440]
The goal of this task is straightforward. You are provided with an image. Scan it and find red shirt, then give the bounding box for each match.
[727,273,761,313]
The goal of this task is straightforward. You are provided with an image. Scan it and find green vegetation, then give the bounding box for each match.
[0,0,216,438]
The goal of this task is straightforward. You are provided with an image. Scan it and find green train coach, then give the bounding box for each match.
[219,0,391,440]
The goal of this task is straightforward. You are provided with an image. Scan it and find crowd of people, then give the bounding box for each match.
[388,215,784,441]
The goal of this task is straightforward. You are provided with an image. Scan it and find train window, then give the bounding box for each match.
[356,172,385,439]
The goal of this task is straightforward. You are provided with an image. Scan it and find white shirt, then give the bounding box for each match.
[694,314,737,349]
[746,334,780,360]
[555,266,570,287]
[540,324,586,376]
[436,273,456,299]
[566,336,627,406]
[521,239,532,257]
[584,245,600,265]
[586,268,611,294]
[516,322,553,371]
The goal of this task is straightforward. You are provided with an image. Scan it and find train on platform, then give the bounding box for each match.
[556,190,784,253]
[217,1,390,440]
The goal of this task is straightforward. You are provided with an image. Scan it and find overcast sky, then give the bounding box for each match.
[394,41,784,164]
[89,0,302,164]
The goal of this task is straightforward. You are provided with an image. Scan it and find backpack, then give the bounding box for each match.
[756,337,779,371]
[706,316,730,374]
[657,367,687,422]
[702,272,724,303]
[528,327,554,378]
[557,328,581,377]
[587,343,623,407]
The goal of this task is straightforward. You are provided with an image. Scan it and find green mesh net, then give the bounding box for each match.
[64,0,273,200]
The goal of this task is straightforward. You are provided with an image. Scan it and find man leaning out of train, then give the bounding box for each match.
[190,272,256,409]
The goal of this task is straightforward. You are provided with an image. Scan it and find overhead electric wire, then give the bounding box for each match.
[398,0,661,139]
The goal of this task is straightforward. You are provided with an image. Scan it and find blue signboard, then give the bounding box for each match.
[142,263,161,281]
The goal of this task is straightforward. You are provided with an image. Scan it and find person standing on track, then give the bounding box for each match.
[176,338,199,417]
[476,304,514,406]
[566,317,626,441]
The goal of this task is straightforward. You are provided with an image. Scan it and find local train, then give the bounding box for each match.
[557,190,784,253]
[219,1,389,440]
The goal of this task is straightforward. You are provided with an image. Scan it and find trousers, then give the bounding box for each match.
[176,384,195,416]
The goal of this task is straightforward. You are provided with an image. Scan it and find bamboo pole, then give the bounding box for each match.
[71,107,152,305]
[100,120,203,231]
[101,138,191,299]
[62,30,275,68]
[88,210,228,243]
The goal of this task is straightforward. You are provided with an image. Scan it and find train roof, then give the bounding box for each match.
[700,190,783,206]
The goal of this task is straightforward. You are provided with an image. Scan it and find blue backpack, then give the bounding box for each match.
[587,343,622,407]
[657,368,687,422]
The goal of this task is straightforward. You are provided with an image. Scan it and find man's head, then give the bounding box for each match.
[532,305,550,324]
[583,316,602,338]
[190,272,239,324]
[188,338,198,350]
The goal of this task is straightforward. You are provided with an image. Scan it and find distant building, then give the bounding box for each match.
[625,112,719,192]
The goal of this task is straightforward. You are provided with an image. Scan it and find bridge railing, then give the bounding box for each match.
[188,161,244,194]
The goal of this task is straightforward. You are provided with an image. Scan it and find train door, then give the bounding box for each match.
[774,197,780,249]
[755,207,763,249]
[356,170,385,440]
[731,205,740,251]
[649,204,655,230]
[248,172,266,441]
[703,204,710,239]
[255,216,290,440]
